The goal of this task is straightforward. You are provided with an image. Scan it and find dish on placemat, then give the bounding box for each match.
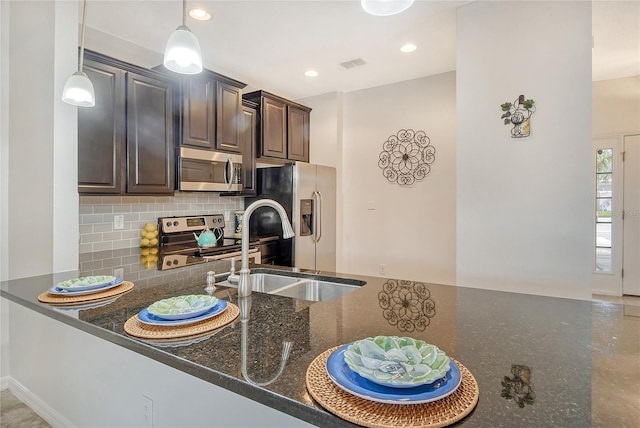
[48,278,123,296]
[52,297,120,311]
[147,294,219,320]
[138,300,227,326]
[55,275,118,292]
[343,336,451,388]
[326,345,461,405]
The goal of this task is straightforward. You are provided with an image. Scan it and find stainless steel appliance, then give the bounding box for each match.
[158,214,260,271]
[247,163,336,271]
[178,147,242,192]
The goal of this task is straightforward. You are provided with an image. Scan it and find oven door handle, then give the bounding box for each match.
[202,247,258,261]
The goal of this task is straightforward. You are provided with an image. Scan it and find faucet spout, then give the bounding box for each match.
[238,199,295,297]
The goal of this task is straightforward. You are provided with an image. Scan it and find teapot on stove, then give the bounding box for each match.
[193,227,223,248]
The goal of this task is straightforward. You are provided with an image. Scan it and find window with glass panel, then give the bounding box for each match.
[595,148,613,272]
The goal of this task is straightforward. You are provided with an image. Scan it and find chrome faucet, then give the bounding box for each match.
[234,199,294,297]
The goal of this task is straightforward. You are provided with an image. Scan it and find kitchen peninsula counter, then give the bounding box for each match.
[1,252,638,427]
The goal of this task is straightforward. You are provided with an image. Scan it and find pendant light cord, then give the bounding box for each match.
[78,0,88,72]
[182,0,186,26]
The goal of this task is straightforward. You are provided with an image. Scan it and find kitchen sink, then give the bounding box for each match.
[220,271,365,302]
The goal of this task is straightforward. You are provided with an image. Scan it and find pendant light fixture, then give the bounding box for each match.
[62,0,95,107]
[163,0,203,74]
[361,0,415,16]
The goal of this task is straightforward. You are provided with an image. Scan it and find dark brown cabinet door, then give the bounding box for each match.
[287,105,310,162]
[216,81,242,153]
[261,97,287,159]
[78,59,125,194]
[240,102,257,195]
[181,76,215,149]
[126,72,175,194]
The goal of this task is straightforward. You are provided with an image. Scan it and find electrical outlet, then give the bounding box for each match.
[114,215,124,230]
[141,394,153,427]
[114,268,124,279]
[379,264,386,276]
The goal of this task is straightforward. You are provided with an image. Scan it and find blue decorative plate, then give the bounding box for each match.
[137,300,227,326]
[48,278,123,296]
[55,275,118,291]
[326,345,461,405]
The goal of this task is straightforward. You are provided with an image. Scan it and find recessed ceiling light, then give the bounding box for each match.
[400,43,417,53]
[304,70,319,77]
[189,8,211,21]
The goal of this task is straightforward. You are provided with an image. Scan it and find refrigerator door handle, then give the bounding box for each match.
[313,190,322,243]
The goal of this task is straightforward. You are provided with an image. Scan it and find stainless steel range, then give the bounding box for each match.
[158,214,260,271]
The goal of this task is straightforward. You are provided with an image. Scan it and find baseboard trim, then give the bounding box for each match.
[592,289,622,297]
[7,377,76,428]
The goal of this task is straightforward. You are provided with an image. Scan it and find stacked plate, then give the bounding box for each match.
[39,275,133,309]
[49,275,123,296]
[137,294,227,327]
[124,294,236,348]
[325,335,461,405]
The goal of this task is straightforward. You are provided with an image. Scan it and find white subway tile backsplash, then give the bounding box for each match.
[81,233,103,243]
[113,205,132,213]
[103,231,122,241]
[93,205,113,214]
[93,223,113,233]
[79,193,243,253]
[93,241,113,251]
[82,214,104,224]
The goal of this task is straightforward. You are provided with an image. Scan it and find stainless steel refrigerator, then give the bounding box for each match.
[246,163,336,271]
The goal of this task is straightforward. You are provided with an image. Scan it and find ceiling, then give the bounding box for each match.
[83,0,640,101]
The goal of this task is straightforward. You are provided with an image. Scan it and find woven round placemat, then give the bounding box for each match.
[306,347,479,428]
[123,302,239,340]
[38,281,134,305]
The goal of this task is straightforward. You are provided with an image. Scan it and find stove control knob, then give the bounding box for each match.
[173,221,179,226]
[166,221,172,227]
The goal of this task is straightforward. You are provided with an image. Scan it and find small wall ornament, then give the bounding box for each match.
[378,129,436,186]
[500,95,536,138]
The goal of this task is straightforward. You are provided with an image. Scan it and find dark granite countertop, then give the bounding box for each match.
[1,249,638,427]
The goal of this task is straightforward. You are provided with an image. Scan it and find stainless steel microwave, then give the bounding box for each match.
[178,147,242,192]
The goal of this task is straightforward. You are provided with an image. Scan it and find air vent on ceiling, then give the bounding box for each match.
[340,58,367,69]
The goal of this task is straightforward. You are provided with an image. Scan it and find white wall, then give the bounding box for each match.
[342,72,457,285]
[0,0,8,387]
[456,1,593,299]
[6,0,78,279]
[593,75,640,136]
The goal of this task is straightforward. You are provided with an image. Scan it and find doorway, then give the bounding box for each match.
[623,134,640,296]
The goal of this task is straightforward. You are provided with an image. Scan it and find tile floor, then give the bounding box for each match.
[1,294,638,427]
[0,389,50,428]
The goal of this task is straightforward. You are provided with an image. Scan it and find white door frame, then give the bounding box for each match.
[592,136,624,296]
[622,133,640,296]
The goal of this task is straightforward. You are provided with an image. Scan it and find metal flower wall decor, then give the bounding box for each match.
[378,129,436,186]
[500,95,536,138]
[378,279,436,333]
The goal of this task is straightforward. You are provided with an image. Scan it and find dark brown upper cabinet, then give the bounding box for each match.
[240,100,258,195]
[78,50,175,195]
[179,71,246,154]
[288,105,310,162]
[243,90,311,163]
